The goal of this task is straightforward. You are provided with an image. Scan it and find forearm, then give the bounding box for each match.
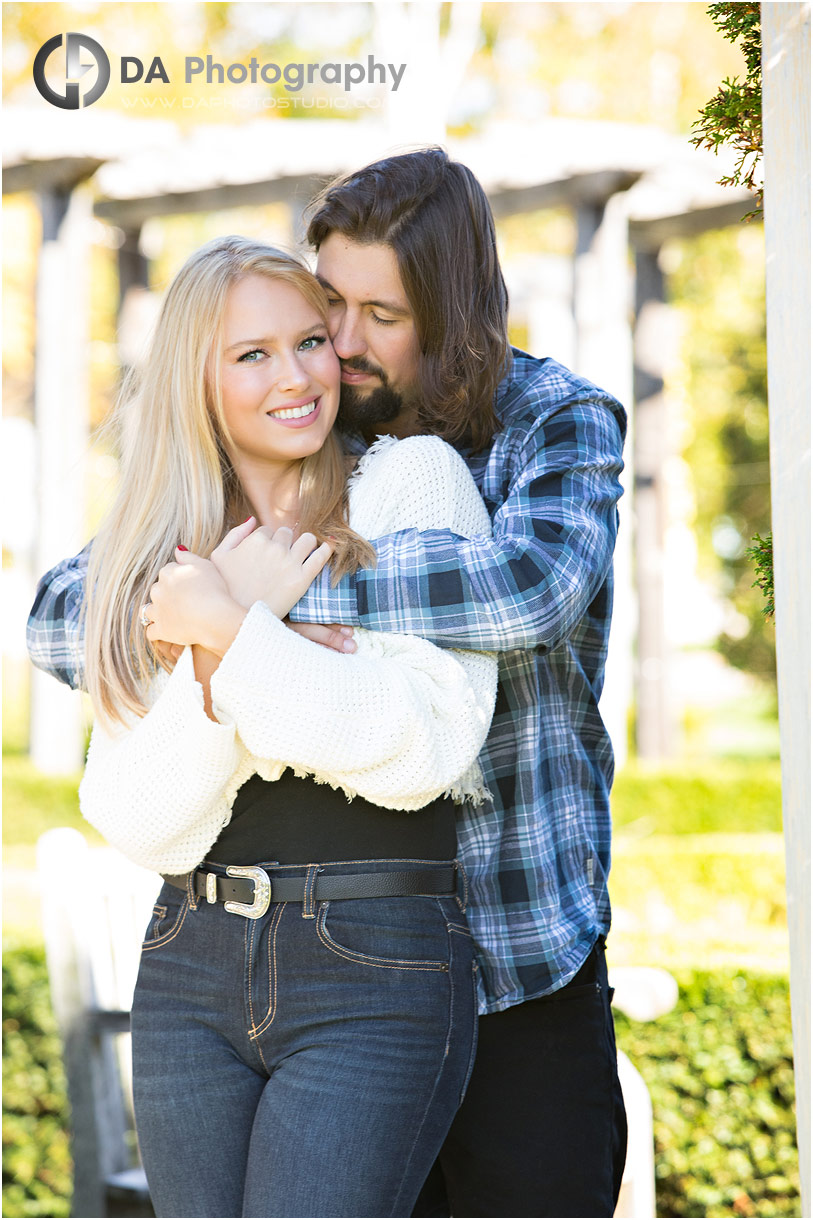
[191,646,223,720]
[292,402,624,653]
[293,521,617,653]
[188,602,247,720]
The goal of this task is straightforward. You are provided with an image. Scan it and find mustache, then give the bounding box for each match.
[340,357,387,382]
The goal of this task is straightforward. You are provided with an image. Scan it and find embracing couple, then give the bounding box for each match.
[28,147,627,1219]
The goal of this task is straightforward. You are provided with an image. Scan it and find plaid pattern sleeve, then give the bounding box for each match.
[26,544,91,690]
[293,354,627,1011]
[292,354,626,655]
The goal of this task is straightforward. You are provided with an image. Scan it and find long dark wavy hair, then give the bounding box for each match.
[306,147,511,452]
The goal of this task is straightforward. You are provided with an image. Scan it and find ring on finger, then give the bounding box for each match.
[139,603,154,629]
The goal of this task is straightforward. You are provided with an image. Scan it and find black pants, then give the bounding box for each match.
[412,938,628,1218]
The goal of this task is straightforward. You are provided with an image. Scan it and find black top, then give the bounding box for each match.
[205,769,458,866]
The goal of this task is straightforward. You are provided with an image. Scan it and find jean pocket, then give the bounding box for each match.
[316,898,450,972]
[141,890,190,952]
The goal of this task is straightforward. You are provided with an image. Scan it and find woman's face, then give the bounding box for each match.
[217,274,340,473]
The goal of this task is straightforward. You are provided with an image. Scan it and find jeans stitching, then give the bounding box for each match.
[149,905,167,939]
[250,902,287,1037]
[245,917,258,1035]
[391,923,461,1215]
[459,958,479,1104]
[141,897,190,952]
[302,865,318,919]
[315,903,448,972]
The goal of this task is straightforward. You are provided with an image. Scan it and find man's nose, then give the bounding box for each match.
[330,309,366,361]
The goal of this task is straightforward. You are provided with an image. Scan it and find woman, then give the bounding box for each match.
[78,236,497,1218]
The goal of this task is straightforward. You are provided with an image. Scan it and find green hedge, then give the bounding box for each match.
[2,944,71,1219]
[2,949,799,1218]
[615,971,799,1218]
[611,761,782,835]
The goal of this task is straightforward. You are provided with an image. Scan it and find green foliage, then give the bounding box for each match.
[668,226,774,687]
[3,946,798,1219]
[746,533,775,620]
[612,761,782,835]
[1,755,94,851]
[615,971,799,1217]
[690,3,763,209]
[2,944,71,1219]
[686,3,775,666]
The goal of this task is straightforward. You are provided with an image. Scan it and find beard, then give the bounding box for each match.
[335,354,419,438]
[337,381,408,436]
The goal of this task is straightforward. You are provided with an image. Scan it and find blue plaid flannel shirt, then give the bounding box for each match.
[27,350,626,1014]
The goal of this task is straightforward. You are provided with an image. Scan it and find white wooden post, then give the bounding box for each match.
[761,4,811,1213]
[30,185,90,774]
[374,0,481,146]
[573,193,635,768]
[632,246,675,759]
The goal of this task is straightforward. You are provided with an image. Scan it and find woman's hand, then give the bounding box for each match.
[144,552,246,658]
[210,517,333,619]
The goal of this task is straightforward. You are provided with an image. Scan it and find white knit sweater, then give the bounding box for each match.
[79,436,498,874]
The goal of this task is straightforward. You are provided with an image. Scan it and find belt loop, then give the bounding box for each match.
[453,859,468,912]
[186,870,199,911]
[302,864,321,919]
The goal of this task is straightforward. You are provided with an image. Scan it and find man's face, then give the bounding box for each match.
[315,234,421,440]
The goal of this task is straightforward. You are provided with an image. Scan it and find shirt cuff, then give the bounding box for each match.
[287,566,359,626]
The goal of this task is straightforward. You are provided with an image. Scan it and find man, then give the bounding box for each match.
[28,147,627,1217]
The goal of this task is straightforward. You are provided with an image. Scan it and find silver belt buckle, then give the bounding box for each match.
[224,865,272,919]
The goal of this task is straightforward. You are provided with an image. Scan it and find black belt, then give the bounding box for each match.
[162,865,457,920]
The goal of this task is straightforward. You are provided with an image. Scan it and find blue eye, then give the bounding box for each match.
[237,348,266,363]
[299,334,327,351]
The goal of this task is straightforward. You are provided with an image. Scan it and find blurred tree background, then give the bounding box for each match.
[3,0,773,700]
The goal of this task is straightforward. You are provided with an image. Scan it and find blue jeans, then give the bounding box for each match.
[130,858,478,1218]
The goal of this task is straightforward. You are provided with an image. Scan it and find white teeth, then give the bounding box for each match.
[270,400,317,420]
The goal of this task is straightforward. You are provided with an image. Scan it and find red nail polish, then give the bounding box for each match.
[243,516,253,523]
[177,545,188,552]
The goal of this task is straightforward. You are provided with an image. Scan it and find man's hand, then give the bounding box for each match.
[285,621,357,654]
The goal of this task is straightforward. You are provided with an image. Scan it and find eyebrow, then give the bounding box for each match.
[316,276,411,317]
[224,322,328,352]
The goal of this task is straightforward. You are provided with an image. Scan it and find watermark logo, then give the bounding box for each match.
[32,37,405,112]
[33,32,111,109]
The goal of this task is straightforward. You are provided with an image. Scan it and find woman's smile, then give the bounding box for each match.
[265,396,322,426]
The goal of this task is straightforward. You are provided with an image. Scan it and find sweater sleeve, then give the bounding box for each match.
[78,648,243,873]
[210,601,496,810]
[210,437,497,810]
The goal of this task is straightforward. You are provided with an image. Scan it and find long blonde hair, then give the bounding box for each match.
[84,235,375,724]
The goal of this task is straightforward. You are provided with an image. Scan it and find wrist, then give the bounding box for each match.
[200,598,247,657]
